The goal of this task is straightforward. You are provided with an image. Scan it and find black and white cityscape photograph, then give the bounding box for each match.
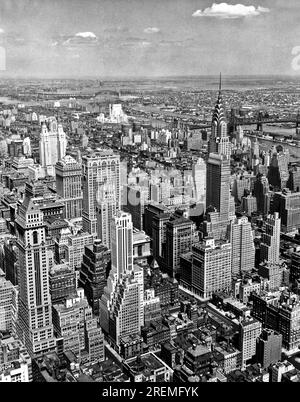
[0,0,300,392]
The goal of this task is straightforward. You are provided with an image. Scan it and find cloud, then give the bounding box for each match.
[192,3,270,19]
[144,27,160,34]
[0,29,4,34]
[52,32,98,48]
[75,32,97,39]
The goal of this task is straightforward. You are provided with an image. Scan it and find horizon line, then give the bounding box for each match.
[0,73,299,81]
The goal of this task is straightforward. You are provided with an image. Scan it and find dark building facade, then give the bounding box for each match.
[287,166,300,192]
[146,260,179,313]
[79,239,111,315]
[49,264,77,304]
[291,252,300,285]
[256,328,282,369]
[272,189,300,233]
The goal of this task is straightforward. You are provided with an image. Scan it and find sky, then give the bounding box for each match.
[0,0,299,78]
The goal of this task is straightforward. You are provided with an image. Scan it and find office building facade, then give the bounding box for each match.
[82,151,120,236]
[55,155,83,220]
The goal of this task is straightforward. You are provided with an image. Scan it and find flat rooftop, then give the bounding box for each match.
[126,352,166,374]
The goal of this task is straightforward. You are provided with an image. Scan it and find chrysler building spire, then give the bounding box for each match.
[208,73,231,159]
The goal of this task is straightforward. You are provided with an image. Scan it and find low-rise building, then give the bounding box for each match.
[123,352,173,382]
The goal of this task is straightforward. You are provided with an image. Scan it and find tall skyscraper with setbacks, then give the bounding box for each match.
[204,153,235,239]
[15,191,56,357]
[55,155,83,220]
[165,216,196,278]
[96,182,117,249]
[79,239,111,316]
[229,216,255,277]
[192,157,206,208]
[260,213,281,264]
[208,74,231,159]
[204,76,234,240]
[39,119,67,176]
[99,212,144,348]
[82,151,120,237]
[110,211,133,277]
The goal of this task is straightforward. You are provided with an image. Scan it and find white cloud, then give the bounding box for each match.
[75,32,97,39]
[192,3,270,19]
[53,32,98,47]
[0,29,4,34]
[144,27,160,34]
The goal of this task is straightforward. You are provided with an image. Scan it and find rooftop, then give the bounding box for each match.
[125,352,167,374]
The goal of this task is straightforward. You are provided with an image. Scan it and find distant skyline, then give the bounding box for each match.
[0,0,299,78]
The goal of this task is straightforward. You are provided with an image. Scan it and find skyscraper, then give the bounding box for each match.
[99,211,134,332]
[239,317,262,369]
[204,76,234,240]
[204,153,235,239]
[39,119,67,176]
[3,237,19,286]
[241,193,257,217]
[206,153,230,214]
[290,251,300,284]
[99,212,144,351]
[55,155,83,220]
[79,239,111,315]
[151,207,172,263]
[123,184,149,231]
[253,174,269,214]
[260,213,281,264]
[192,157,206,208]
[110,211,133,278]
[108,104,129,124]
[272,189,300,233]
[267,150,289,191]
[229,216,255,276]
[82,151,120,237]
[287,166,300,192]
[15,191,56,357]
[191,238,232,299]
[232,173,254,203]
[208,74,231,159]
[108,266,144,347]
[96,182,117,248]
[165,216,196,278]
[0,269,18,333]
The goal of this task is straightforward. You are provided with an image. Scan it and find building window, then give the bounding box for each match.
[33,231,38,244]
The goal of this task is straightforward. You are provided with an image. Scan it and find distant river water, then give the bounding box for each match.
[259,139,300,162]
[244,125,300,162]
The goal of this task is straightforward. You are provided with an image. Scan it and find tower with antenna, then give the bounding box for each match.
[208,72,231,159]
